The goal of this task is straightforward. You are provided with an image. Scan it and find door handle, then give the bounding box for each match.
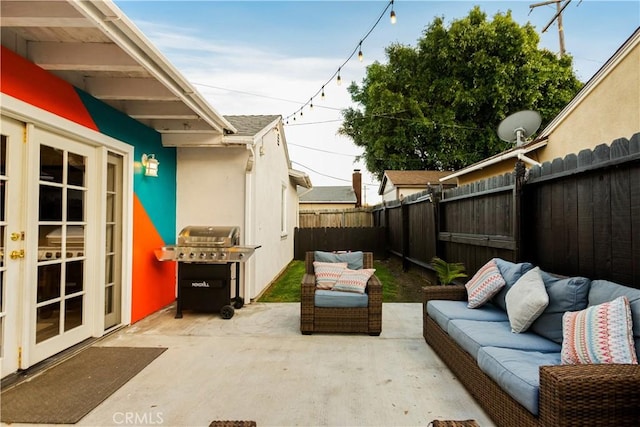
[10,250,24,260]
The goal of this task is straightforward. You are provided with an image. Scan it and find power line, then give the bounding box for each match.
[288,142,358,158]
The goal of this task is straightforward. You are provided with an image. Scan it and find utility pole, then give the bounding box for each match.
[530,0,574,57]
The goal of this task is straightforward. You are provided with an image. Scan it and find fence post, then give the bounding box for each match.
[514,159,526,261]
[402,199,410,271]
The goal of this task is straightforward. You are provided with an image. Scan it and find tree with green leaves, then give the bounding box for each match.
[339,6,582,178]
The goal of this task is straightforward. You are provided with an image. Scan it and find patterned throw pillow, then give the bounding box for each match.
[332,268,376,294]
[561,296,638,365]
[466,259,506,309]
[313,262,348,289]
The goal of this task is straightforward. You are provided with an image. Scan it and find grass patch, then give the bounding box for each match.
[258,260,304,302]
[257,259,401,302]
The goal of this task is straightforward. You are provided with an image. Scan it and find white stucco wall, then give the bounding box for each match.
[176,147,247,230]
[175,123,299,301]
[251,126,297,298]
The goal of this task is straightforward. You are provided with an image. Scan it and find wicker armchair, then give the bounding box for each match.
[300,251,382,335]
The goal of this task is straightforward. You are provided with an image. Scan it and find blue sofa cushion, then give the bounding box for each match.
[427,300,508,331]
[314,289,368,308]
[588,280,640,356]
[492,259,535,312]
[478,347,561,415]
[528,272,591,343]
[314,251,363,270]
[447,319,561,359]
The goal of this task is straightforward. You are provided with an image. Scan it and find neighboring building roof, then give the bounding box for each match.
[441,27,640,183]
[0,0,236,144]
[298,186,356,203]
[379,170,456,195]
[537,28,639,140]
[224,115,281,137]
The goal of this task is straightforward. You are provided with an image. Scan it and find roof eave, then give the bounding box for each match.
[71,0,237,135]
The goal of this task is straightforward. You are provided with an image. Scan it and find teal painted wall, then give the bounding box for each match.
[75,89,177,244]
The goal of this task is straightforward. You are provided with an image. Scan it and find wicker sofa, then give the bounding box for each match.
[423,259,640,427]
[300,251,382,335]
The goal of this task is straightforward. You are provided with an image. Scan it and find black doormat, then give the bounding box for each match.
[1,346,167,424]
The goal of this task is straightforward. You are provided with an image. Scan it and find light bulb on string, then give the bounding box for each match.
[321,86,325,99]
[390,0,397,24]
[336,68,342,86]
[310,98,314,109]
[358,42,363,62]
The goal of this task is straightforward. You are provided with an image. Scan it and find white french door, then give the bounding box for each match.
[27,127,97,366]
[0,116,25,377]
[1,98,134,377]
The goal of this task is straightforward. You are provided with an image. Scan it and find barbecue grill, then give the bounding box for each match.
[155,226,259,319]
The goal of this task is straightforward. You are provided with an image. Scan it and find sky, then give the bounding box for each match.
[114,0,640,205]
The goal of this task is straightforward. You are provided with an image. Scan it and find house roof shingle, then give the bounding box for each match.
[298,186,356,203]
[223,115,281,137]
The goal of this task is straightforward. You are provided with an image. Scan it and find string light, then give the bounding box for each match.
[284,0,397,124]
[390,0,397,24]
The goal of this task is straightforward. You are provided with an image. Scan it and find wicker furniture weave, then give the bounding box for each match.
[423,285,640,427]
[300,251,382,335]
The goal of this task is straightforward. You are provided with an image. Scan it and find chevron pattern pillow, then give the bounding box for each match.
[562,295,638,365]
[332,268,376,294]
[313,262,348,289]
[466,259,506,309]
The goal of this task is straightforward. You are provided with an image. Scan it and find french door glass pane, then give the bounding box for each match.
[0,136,6,176]
[37,264,61,303]
[39,185,63,221]
[67,152,85,186]
[64,295,83,332]
[0,181,5,222]
[36,302,60,343]
[40,145,63,183]
[105,285,113,314]
[65,261,84,295]
[67,189,84,221]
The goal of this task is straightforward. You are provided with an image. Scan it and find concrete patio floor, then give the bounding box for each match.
[18,303,495,427]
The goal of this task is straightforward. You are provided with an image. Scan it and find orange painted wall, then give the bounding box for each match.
[2,47,177,324]
[0,47,98,131]
[131,195,176,323]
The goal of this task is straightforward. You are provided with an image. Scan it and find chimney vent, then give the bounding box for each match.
[352,169,362,207]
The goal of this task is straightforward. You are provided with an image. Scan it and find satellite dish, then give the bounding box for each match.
[497,110,542,147]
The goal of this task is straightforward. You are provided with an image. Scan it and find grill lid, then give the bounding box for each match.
[178,226,239,247]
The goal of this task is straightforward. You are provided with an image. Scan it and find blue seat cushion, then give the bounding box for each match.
[427,300,508,331]
[447,319,561,359]
[528,272,591,343]
[314,251,364,270]
[314,289,368,308]
[477,347,561,415]
[492,259,535,311]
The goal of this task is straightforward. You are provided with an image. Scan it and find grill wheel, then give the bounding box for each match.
[220,305,235,319]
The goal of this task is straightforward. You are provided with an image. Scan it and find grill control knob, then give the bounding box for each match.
[178,252,185,259]
[211,252,217,259]
[220,252,227,259]
[199,252,206,259]
[239,253,245,259]
[189,252,196,259]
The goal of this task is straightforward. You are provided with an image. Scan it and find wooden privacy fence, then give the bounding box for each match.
[293,227,386,260]
[298,207,373,228]
[373,133,640,289]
